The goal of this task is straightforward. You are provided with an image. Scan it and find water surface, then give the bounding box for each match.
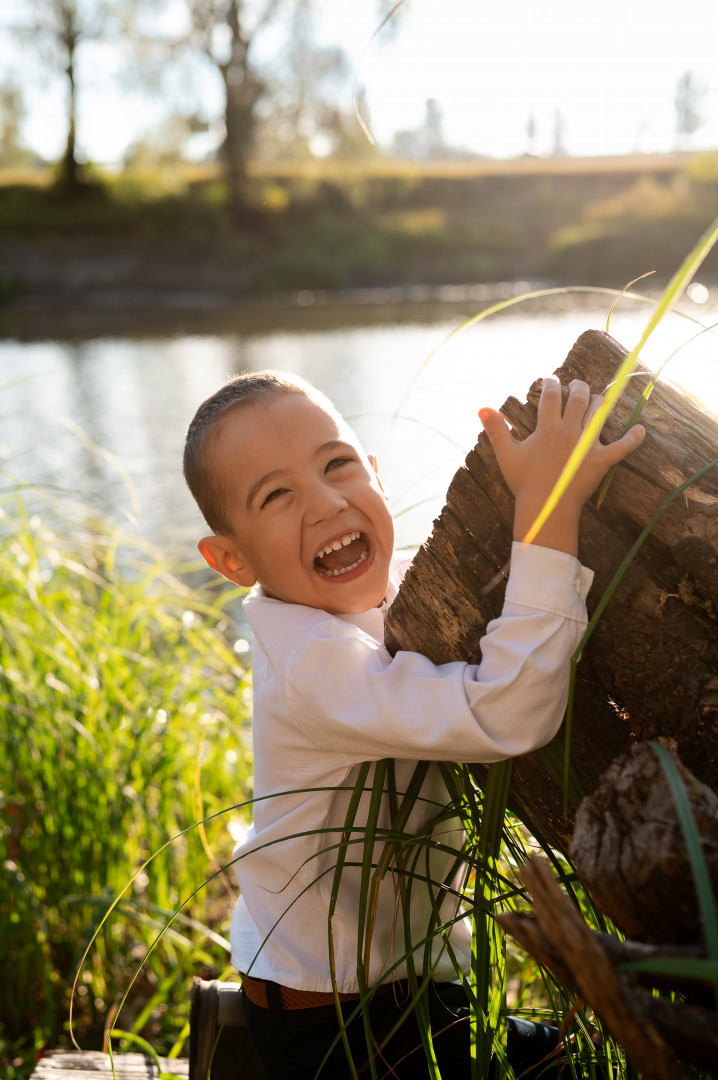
[2,289,717,558]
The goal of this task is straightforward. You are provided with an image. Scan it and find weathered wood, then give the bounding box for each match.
[385,329,718,848]
[498,858,718,1075]
[189,978,269,1080]
[569,741,718,944]
[497,858,691,1079]
[31,1050,189,1079]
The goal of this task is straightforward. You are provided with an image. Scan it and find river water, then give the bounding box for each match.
[2,287,717,559]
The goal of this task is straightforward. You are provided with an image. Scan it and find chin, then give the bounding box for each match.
[334,580,389,614]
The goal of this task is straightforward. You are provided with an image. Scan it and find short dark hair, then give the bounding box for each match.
[183,370,310,535]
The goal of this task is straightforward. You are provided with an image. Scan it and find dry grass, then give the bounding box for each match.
[0,150,702,191]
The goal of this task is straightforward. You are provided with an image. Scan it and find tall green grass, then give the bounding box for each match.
[0,488,252,1076]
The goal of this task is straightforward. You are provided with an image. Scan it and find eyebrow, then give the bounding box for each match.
[246,440,354,510]
[315,439,352,457]
[246,468,285,510]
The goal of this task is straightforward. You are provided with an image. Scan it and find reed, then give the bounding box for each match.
[0,486,252,1076]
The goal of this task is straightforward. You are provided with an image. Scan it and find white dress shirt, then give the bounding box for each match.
[229,542,593,992]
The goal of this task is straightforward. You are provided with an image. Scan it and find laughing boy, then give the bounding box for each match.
[183,370,643,1079]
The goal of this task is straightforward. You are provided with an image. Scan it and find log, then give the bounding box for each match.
[569,741,718,945]
[385,329,718,849]
[30,1051,189,1079]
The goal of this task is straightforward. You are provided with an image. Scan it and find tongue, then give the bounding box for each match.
[317,537,364,572]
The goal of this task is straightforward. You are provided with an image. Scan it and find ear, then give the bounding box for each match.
[198,535,257,587]
[367,453,386,494]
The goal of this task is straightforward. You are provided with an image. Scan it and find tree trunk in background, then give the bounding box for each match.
[385,328,718,851]
[61,47,80,191]
[221,0,264,223]
[58,0,82,193]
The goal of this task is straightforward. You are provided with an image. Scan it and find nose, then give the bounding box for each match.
[305,476,349,524]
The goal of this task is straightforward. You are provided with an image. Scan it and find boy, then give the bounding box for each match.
[183,370,644,1079]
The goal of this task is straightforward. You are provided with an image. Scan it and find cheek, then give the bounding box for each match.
[377,501,395,547]
[262,522,301,568]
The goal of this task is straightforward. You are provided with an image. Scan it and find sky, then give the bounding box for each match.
[2,0,718,164]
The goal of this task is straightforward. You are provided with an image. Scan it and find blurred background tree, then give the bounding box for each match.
[181,0,293,220]
[9,0,160,192]
[674,70,706,150]
[130,0,387,213]
[0,80,36,167]
[251,2,350,162]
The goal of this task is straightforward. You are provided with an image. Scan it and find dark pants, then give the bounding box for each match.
[243,981,564,1080]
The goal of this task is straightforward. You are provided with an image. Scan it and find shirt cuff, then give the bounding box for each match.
[504,541,594,620]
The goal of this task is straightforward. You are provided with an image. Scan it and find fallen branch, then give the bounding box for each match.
[498,857,689,1080]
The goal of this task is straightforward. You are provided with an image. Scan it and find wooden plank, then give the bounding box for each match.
[31,1051,189,1080]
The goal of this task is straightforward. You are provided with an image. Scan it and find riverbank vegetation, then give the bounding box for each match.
[2,153,718,310]
[0,483,251,1076]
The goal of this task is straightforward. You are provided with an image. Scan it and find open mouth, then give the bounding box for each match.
[314,531,369,578]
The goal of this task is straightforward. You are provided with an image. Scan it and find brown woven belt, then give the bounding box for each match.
[241,974,405,1011]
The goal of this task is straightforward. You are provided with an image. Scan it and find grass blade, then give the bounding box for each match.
[562,456,718,811]
[648,741,718,1002]
[521,212,718,544]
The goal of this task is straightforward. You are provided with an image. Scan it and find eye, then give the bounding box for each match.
[261,488,286,507]
[325,457,351,472]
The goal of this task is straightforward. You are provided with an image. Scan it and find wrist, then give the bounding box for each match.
[513,502,581,556]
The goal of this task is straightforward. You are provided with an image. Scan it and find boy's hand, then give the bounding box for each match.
[479,375,645,556]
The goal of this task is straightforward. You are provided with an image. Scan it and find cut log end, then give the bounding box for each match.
[570,742,718,944]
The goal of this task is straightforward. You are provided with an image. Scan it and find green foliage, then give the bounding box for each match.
[5,155,718,298]
[551,170,718,283]
[0,490,252,1074]
[0,178,230,247]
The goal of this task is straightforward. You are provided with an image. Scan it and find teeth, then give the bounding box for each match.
[316,531,360,559]
[315,549,368,578]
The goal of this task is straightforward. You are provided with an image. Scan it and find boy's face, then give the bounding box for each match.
[198,392,396,614]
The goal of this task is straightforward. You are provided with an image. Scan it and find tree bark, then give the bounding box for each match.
[385,328,718,850]
[569,740,718,944]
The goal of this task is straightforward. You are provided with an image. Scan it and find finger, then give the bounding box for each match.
[536,375,562,424]
[579,393,607,435]
[479,407,516,461]
[601,423,646,465]
[563,379,591,426]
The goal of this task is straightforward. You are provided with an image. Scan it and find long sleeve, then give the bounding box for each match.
[282,543,592,764]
